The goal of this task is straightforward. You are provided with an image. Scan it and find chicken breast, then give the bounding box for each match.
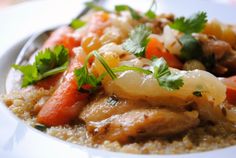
[87,108,199,143]
[80,94,150,123]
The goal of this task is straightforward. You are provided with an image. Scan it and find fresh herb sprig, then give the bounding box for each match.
[13,45,69,87]
[70,19,86,29]
[74,51,117,92]
[85,1,108,12]
[152,57,183,90]
[170,12,207,34]
[122,24,151,57]
[169,12,208,62]
[75,51,183,92]
[145,0,157,19]
[115,5,142,20]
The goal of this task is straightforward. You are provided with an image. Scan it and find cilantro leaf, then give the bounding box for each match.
[70,19,86,30]
[122,24,151,57]
[179,34,203,60]
[13,45,69,87]
[74,66,100,93]
[170,11,207,34]
[12,65,39,87]
[85,1,108,12]
[145,0,157,19]
[152,57,184,91]
[115,5,141,20]
[74,51,116,92]
[145,10,156,19]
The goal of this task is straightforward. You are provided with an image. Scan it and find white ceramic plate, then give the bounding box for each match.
[0,0,236,157]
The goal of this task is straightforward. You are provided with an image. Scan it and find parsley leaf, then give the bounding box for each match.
[13,45,69,87]
[170,12,207,34]
[122,24,151,57]
[115,5,142,20]
[70,19,86,29]
[179,34,203,60]
[152,57,184,91]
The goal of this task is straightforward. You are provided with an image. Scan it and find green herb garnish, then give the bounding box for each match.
[74,51,117,92]
[34,123,47,132]
[70,19,86,29]
[170,11,207,34]
[152,57,184,90]
[145,0,157,19]
[179,34,203,60]
[122,24,151,57]
[75,52,183,92]
[13,45,69,87]
[193,91,202,97]
[115,5,142,20]
[85,1,108,12]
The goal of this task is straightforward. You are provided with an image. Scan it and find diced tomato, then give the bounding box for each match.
[222,76,236,105]
[145,37,183,69]
[43,26,82,56]
[37,53,89,126]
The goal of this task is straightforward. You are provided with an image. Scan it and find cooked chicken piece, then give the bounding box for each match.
[87,109,199,143]
[80,94,148,123]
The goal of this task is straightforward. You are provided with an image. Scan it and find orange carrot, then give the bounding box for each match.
[35,73,63,90]
[223,76,236,105]
[37,53,89,126]
[43,26,82,56]
[145,37,183,69]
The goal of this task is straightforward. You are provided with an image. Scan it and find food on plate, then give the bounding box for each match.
[2,1,236,154]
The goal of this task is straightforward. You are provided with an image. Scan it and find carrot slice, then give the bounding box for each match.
[145,37,183,69]
[37,53,88,126]
[43,26,82,56]
[223,76,236,105]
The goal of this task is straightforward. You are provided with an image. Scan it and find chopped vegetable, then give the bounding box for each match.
[145,37,183,69]
[222,76,236,105]
[37,53,89,126]
[13,45,69,87]
[170,11,207,34]
[123,24,151,57]
[152,57,184,91]
[193,91,202,97]
[179,34,203,60]
[115,5,141,20]
[42,26,82,56]
[70,19,86,29]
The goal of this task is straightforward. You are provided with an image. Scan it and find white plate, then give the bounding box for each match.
[0,0,236,158]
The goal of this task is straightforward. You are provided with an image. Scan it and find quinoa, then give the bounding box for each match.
[2,88,236,154]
